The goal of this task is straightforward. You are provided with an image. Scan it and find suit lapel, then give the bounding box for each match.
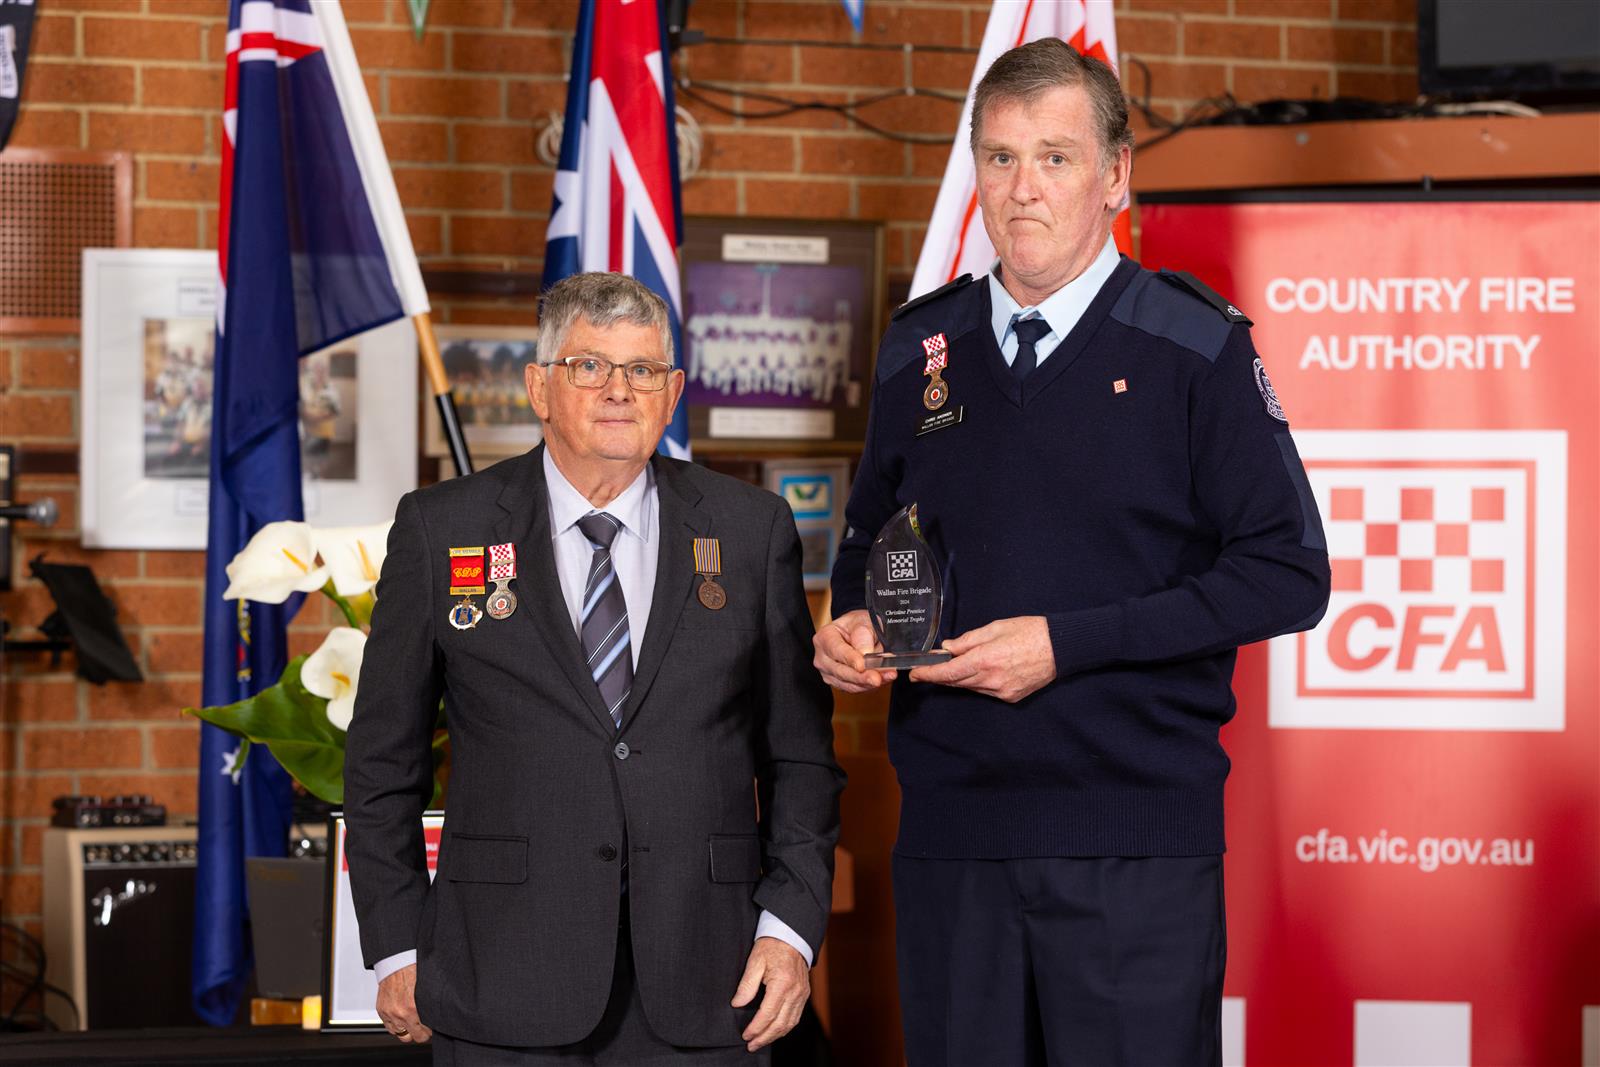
[620,455,708,732]
[494,446,617,736]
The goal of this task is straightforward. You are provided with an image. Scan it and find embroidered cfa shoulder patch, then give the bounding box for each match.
[1253,358,1288,422]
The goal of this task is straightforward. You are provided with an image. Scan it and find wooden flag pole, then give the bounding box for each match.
[414,311,474,477]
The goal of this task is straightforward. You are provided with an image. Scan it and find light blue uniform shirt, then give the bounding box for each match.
[988,234,1122,364]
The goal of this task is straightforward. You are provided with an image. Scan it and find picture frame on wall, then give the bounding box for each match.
[421,324,542,461]
[680,218,885,452]
[80,249,419,550]
[763,457,853,591]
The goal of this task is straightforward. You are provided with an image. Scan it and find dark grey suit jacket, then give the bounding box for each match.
[343,447,843,1048]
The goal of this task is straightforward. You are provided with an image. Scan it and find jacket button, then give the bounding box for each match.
[598,844,617,861]
[613,742,629,760]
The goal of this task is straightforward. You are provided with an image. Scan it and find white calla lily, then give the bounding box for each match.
[315,521,394,597]
[301,626,367,731]
[223,521,329,603]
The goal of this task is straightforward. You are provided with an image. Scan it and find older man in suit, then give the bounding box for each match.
[344,272,843,1065]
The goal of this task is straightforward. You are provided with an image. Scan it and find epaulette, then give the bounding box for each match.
[892,273,974,320]
[1157,270,1252,325]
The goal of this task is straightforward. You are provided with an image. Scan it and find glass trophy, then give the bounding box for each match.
[863,503,951,669]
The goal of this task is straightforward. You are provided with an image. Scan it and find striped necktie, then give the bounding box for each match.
[576,512,631,729]
[1011,315,1052,381]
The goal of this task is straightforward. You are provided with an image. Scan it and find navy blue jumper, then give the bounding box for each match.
[832,257,1332,860]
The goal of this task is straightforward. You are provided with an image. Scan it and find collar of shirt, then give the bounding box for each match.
[988,234,1122,367]
[542,448,655,547]
[542,449,659,664]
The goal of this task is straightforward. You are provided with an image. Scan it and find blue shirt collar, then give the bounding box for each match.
[988,234,1122,352]
[543,448,654,544]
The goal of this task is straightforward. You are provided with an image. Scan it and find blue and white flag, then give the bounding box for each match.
[196,0,427,1025]
[841,0,864,33]
[542,0,689,460]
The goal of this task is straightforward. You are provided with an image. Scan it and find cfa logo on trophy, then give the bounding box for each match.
[863,504,951,669]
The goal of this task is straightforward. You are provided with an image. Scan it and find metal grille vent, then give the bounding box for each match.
[0,148,132,333]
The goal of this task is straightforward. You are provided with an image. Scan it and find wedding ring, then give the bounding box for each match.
[394,1026,409,1036]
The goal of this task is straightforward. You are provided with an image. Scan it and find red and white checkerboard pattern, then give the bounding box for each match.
[1216,999,1600,1063]
[1268,430,1566,731]
[1325,482,1510,600]
[488,542,516,582]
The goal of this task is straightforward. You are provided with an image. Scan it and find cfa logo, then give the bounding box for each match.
[1269,430,1567,731]
[886,550,918,583]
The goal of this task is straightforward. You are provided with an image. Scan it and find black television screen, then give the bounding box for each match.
[1419,0,1600,100]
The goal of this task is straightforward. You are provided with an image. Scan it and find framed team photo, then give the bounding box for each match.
[680,218,885,451]
[421,324,543,460]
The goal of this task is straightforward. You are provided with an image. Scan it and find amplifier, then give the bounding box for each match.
[51,793,167,829]
[42,826,203,1030]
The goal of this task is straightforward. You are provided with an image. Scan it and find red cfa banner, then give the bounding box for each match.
[1142,199,1599,1067]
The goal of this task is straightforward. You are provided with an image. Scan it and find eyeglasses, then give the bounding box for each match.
[539,355,675,392]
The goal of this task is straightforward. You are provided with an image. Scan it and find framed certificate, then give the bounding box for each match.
[321,810,445,1031]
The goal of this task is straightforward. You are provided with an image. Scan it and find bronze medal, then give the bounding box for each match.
[923,374,948,411]
[692,538,726,610]
[697,577,726,611]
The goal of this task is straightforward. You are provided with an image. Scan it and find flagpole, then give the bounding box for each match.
[413,311,474,477]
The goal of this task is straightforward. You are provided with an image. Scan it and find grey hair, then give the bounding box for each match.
[536,272,675,365]
[969,38,1135,170]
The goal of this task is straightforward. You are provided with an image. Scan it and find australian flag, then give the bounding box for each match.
[542,0,690,459]
[196,0,413,1025]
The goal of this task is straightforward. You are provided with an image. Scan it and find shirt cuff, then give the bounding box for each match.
[373,949,417,983]
[755,910,814,967]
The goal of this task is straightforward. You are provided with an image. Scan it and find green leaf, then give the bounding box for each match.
[184,656,348,804]
[407,0,430,41]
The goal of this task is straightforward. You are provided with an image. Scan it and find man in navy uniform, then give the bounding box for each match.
[815,39,1330,1067]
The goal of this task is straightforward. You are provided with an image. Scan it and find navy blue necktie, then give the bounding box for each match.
[1011,316,1052,382]
[577,512,631,729]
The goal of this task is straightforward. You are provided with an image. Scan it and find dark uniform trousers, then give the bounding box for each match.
[894,854,1226,1067]
[431,907,769,1067]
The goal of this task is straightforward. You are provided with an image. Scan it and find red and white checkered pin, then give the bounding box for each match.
[922,333,948,375]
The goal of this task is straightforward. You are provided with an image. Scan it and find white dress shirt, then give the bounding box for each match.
[372,452,812,983]
[988,233,1122,365]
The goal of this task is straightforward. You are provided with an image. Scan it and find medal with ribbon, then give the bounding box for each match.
[692,537,726,610]
[922,333,950,411]
[447,546,486,630]
[485,543,518,620]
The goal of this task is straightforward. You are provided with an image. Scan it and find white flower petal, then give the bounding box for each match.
[301,626,368,733]
[326,691,357,731]
[224,521,329,603]
[314,521,394,597]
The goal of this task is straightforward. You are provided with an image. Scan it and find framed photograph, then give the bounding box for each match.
[422,324,542,459]
[681,218,885,451]
[80,249,418,549]
[764,458,852,591]
[322,811,444,1031]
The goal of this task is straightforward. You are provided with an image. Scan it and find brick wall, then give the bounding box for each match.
[0,0,1417,938]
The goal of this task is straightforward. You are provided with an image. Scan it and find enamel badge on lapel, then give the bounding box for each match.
[692,537,726,610]
[921,333,951,411]
[448,546,486,630]
[485,542,518,620]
